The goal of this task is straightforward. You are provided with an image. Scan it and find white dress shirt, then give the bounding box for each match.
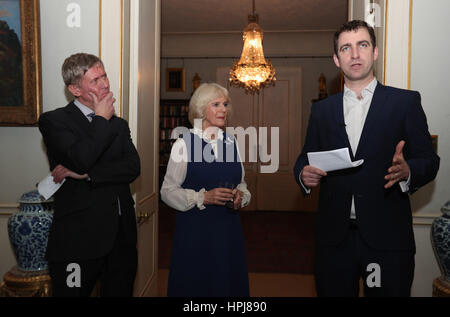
[74,99,95,121]
[160,127,251,211]
[344,78,377,218]
[300,78,410,219]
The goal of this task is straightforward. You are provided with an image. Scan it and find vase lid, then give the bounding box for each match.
[19,190,54,204]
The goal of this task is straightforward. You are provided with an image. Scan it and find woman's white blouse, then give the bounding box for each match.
[160,128,251,211]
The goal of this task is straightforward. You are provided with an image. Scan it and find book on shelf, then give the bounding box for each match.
[159,100,190,168]
[160,103,189,117]
[160,117,189,129]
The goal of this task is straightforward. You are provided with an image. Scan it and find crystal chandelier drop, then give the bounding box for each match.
[229,0,276,94]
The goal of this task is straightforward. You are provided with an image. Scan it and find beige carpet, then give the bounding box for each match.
[157,269,317,297]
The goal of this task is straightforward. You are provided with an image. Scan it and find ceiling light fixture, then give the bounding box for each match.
[229,0,276,94]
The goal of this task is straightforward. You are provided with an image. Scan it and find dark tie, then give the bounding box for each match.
[87,113,95,122]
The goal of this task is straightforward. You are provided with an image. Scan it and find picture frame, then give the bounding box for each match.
[0,0,42,126]
[166,68,185,92]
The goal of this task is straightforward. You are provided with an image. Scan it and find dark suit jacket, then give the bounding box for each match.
[293,83,439,252]
[39,101,140,262]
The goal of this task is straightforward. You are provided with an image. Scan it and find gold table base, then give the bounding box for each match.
[433,276,450,297]
[1,266,51,297]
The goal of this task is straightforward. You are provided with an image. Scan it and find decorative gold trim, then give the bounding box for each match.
[4,272,50,287]
[0,203,18,215]
[383,0,412,88]
[99,0,124,117]
[0,0,42,126]
[1,267,52,297]
[162,29,337,36]
[407,0,412,90]
[433,277,450,297]
[0,204,19,208]
[413,213,441,219]
[99,0,102,58]
[347,0,353,20]
[413,219,435,226]
[120,0,124,118]
[32,0,42,122]
[383,0,389,85]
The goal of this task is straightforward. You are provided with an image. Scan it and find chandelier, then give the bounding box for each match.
[229,0,276,94]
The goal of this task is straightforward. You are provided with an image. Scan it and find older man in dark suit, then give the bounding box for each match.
[39,53,140,297]
[294,21,439,296]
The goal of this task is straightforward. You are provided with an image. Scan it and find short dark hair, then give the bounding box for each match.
[62,53,104,86]
[333,20,377,55]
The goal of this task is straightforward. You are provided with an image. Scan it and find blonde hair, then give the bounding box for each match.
[188,83,232,126]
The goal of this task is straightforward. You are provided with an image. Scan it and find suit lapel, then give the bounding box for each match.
[333,92,353,157]
[354,82,388,159]
[64,101,91,131]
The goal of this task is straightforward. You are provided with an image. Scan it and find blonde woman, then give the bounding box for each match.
[161,83,251,297]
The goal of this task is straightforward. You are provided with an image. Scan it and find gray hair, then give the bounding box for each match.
[62,53,104,86]
[188,83,232,125]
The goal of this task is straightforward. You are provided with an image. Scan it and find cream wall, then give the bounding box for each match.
[409,0,450,297]
[410,0,449,216]
[0,0,99,279]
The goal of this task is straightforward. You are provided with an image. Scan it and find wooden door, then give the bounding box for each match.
[127,0,160,297]
[256,67,318,211]
[217,76,258,211]
[100,0,160,296]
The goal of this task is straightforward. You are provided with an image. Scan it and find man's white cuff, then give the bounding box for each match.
[299,171,311,194]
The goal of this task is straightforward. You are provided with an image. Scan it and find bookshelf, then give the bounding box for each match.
[159,99,191,188]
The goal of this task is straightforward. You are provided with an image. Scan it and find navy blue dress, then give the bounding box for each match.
[167,132,249,297]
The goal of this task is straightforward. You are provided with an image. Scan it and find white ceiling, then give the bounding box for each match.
[161,0,348,33]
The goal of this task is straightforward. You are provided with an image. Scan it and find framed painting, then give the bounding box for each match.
[0,0,42,126]
[166,68,185,92]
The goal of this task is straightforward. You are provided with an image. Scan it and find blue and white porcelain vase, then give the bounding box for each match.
[431,200,450,282]
[8,190,54,272]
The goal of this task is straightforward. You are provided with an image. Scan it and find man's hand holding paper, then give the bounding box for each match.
[307,148,364,172]
[38,165,88,200]
[301,148,364,188]
[301,165,327,188]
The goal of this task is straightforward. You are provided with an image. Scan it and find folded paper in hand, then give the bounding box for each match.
[307,148,364,172]
[37,173,65,200]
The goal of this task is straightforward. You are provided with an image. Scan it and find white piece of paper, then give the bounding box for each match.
[307,148,364,172]
[37,173,65,200]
